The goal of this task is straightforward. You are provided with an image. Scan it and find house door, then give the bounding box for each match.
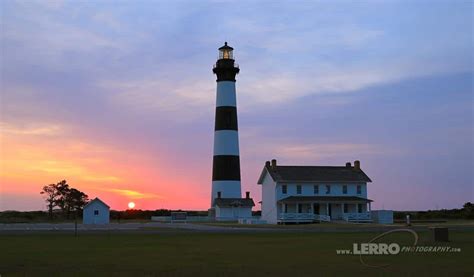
[313,204,320,214]
[233,207,239,218]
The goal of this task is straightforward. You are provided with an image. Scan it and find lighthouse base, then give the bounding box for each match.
[207,207,216,219]
[211,197,255,221]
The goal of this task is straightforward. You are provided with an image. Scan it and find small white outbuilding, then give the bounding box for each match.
[83,197,110,224]
[214,192,255,221]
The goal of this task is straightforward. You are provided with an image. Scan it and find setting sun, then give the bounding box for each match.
[128,202,135,209]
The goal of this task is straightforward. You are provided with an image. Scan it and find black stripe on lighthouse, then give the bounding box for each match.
[214,106,238,131]
[212,155,241,181]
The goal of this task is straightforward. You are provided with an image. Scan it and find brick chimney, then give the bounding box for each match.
[246,191,250,199]
[354,160,360,170]
[346,162,351,168]
[271,159,277,169]
[265,160,270,167]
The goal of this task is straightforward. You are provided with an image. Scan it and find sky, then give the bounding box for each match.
[0,0,472,211]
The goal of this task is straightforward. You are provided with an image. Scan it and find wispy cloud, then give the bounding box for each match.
[102,188,163,200]
[0,122,62,136]
[242,58,469,104]
[244,141,387,162]
[276,143,386,160]
[101,76,214,116]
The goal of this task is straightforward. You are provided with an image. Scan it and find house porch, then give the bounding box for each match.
[277,196,373,223]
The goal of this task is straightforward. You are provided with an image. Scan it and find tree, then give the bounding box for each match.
[54,180,70,216]
[40,183,60,219]
[65,188,89,216]
[463,202,474,219]
[40,180,89,219]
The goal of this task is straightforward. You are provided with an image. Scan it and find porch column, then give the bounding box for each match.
[281,203,285,214]
[368,202,371,212]
[311,203,314,214]
[296,203,299,213]
[326,203,329,216]
[341,203,344,216]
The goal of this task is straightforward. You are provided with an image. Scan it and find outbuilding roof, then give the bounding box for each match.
[258,162,372,184]
[214,198,255,207]
[84,197,110,209]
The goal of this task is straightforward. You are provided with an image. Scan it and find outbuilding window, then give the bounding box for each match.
[94,210,99,215]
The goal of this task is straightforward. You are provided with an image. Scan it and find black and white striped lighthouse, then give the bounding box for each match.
[211,42,242,207]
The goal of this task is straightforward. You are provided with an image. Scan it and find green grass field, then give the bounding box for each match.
[1,230,473,276]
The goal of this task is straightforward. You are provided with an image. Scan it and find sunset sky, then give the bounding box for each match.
[1,1,472,211]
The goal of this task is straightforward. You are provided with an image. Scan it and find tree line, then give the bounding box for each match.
[394,202,474,220]
[40,180,89,219]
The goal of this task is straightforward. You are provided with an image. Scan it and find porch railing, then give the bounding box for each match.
[278,213,331,222]
[342,212,371,222]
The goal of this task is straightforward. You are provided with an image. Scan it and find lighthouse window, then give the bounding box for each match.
[223,50,230,59]
[220,49,233,59]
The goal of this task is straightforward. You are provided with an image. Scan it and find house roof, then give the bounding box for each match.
[279,196,373,203]
[84,197,110,209]
[258,164,372,184]
[214,198,255,207]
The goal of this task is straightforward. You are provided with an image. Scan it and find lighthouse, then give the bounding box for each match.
[210,42,254,219]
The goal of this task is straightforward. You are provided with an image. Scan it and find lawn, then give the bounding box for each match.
[1,230,472,276]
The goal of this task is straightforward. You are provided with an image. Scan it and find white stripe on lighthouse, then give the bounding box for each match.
[216,81,237,107]
[211,180,242,199]
[213,130,240,156]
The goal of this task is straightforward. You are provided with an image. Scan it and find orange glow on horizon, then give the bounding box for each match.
[0,124,212,211]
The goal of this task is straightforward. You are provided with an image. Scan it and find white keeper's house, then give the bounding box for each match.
[258,159,374,224]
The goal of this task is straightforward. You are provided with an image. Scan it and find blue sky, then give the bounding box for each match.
[0,0,472,210]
